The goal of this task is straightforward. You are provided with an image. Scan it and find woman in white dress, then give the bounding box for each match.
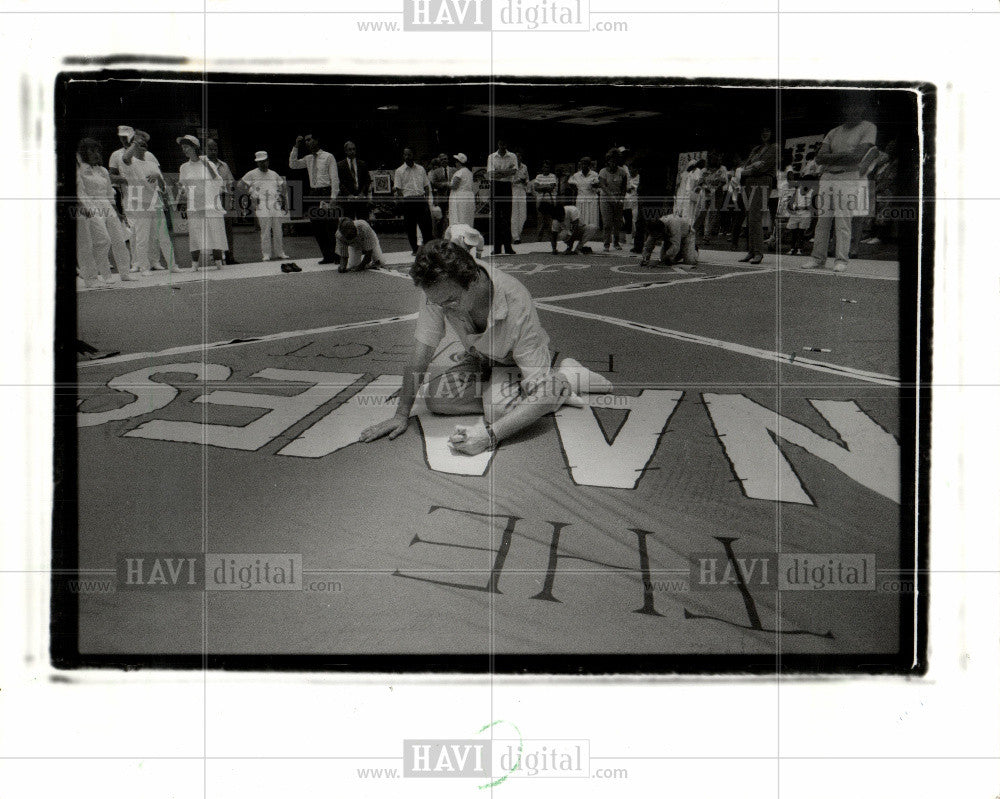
[568,157,600,230]
[510,153,529,244]
[76,138,135,288]
[447,152,475,228]
[176,134,227,269]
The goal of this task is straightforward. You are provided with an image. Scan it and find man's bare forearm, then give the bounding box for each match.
[491,375,570,441]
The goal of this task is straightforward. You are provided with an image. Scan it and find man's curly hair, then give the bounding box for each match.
[409,239,481,290]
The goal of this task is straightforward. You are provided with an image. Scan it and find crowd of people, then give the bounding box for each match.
[75,116,901,288]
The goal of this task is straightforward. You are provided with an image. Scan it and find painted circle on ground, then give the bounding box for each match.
[611,263,669,276]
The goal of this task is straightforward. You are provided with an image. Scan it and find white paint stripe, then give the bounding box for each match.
[535,302,900,386]
[77,313,417,369]
[538,268,778,302]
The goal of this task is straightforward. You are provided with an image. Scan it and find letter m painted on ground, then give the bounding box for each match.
[703,394,899,506]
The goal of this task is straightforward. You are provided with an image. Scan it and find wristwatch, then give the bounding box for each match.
[483,422,499,451]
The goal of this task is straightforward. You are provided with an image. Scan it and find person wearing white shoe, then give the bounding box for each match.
[238,151,289,261]
[359,239,613,455]
[804,107,877,273]
[76,138,135,286]
[176,135,228,270]
[510,153,530,244]
[120,130,177,272]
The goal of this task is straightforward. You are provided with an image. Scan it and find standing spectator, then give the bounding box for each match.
[76,138,134,287]
[108,124,147,265]
[486,139,518,255]
[568,157,600,233]
[785,180,814,255]
[725,160,746,250]
[532,160,559,240]
[335,218,384,272]
[862,140,899,245]
[556,166,571,203]
[799,151,821,243]
[238,151,289,261]
[697,153,729,244]
[738,126,779,264]
[337,140,371,222]
[120,130,176,272]
[598,150,628,251]
[640,214,699,268]
[448,153,475,228]
[511,152,530,244]
[289,133,340,265]
[802,110,877,273]
[765,162,795,252]
[205,138,239,264]
[108,125,139,179]
[623,163,640,244]
[686,159,707,222]
[394,147,433,256]
[176,135,227,270]
[538,201,596,255]
[428,152,454,237]
[675,160,697,221]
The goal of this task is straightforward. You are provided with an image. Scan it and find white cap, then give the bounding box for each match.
[176,134,200,148]
[453,153,467,164]
[117,125,134,137]
[254,150,268,162]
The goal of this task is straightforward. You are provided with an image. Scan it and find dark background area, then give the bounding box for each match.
[58,75,921,200]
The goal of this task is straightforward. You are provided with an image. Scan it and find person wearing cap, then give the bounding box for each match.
[393,147,433,256]
[335,217,383,272]
[443,222,485,260]
[290,133,340,265]
[120,129,177,272]
[176,135,227,269]
[448,153,475,228]
[336,141,371,222]
[108,125,155,179]
[238,152,289,261]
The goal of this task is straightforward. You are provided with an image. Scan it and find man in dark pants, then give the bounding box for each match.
[393,148,432,255]
[428,153,453,238]
[487,139,517,255]
[738,126,778,264]
[289,134,341,264]
[337,140,371,222]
